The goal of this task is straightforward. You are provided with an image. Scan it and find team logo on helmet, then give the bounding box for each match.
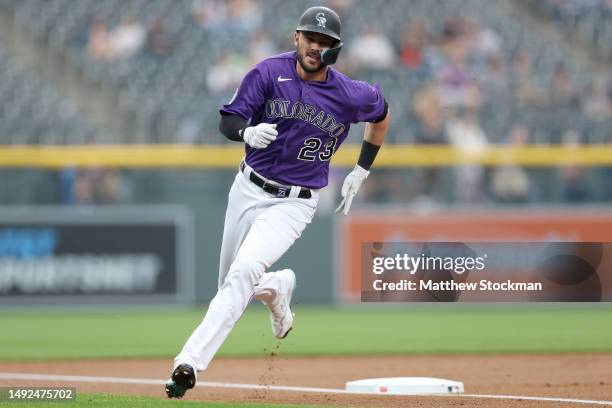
[315,12,326,27]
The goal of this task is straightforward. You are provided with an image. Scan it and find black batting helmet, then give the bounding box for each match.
[296,6,343,66]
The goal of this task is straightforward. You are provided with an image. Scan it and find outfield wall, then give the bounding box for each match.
[0,169,336,305]
[1,168,611,306]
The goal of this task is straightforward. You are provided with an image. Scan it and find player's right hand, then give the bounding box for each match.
[242,123,278,149]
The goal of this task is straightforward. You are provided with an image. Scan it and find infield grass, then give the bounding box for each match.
[0,305,611,361]
[14,393,331,408]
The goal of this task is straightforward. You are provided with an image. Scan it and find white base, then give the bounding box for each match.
[345,377,464,395]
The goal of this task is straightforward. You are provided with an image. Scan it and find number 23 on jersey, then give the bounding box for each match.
[297,137,338,161]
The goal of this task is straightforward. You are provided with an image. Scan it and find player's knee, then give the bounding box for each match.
[229,258,265,286]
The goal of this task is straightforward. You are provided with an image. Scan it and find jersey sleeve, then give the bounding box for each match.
[220,65,267,120]
[351,81,386,124]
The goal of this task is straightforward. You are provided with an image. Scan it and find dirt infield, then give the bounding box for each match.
[0,354,611,407]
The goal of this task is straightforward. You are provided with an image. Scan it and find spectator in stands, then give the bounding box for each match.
[468,20,502,60]
[327,0,355,18]
[362,169,407,204]
[206,54,248,93]
[559,130,591,202]
[192,0,261,34]
[60,137,132,205]
[476,53,510,104]
[246,29,277,66]
[446,107,488,203]
[347,25,396,70]
[69,168,130,205]
[411,84,447,199]
[560,165,591,202]
[490,125,533,203]
[582,78,612,121]
[108,16,146,59]
[434,17,481,110]
[226,0,262,33]
[548,63,580,109]
[73,169,94,204]
[398,18,428,70]
[95,169,128,204]
[146,17,173,57]
[413,84,446,144]
[509,50,546,106]
[87,16,113,62]
[59,168,78,205]
[175,117,202,144]
[192,0,227,32]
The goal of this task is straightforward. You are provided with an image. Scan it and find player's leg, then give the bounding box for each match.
[217,172,260,288]
[252,192,318,337]
[174,193,317,373]
[167,171,258,398]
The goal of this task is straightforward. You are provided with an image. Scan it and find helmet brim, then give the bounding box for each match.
[296,25,341,42]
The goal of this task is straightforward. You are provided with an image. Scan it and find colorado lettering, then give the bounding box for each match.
[265,99,345,137]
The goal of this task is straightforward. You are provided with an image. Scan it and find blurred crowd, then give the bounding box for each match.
[537,0,612,60]
[347,14,612,205]
[59,167,131,205]
[55,0,612,205]
[87,15,173,61]
[81,0,612,130]
[78,0,612,206]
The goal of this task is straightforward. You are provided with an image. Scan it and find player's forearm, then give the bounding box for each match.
[358,111,390,170]
[219,114,247,142]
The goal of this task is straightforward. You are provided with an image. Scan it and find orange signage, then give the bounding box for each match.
[338,210,612,302]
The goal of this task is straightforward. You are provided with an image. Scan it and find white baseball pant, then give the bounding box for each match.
[174,163,319,375]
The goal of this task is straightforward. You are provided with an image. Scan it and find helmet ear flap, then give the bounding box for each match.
[321,41,343,66]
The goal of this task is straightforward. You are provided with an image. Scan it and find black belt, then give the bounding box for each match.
[240,161,312,199]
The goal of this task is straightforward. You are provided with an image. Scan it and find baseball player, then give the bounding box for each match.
[166,5,390,398]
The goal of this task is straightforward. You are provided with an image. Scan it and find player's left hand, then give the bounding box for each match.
[335,165,370,216]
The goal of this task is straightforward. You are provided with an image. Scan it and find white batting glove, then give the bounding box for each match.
[335,165,370,216]
[242,123,278,149]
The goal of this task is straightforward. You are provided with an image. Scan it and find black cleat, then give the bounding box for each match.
[165,364,196,399]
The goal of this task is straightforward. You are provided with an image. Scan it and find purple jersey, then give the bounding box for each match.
[220,51,386,189]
